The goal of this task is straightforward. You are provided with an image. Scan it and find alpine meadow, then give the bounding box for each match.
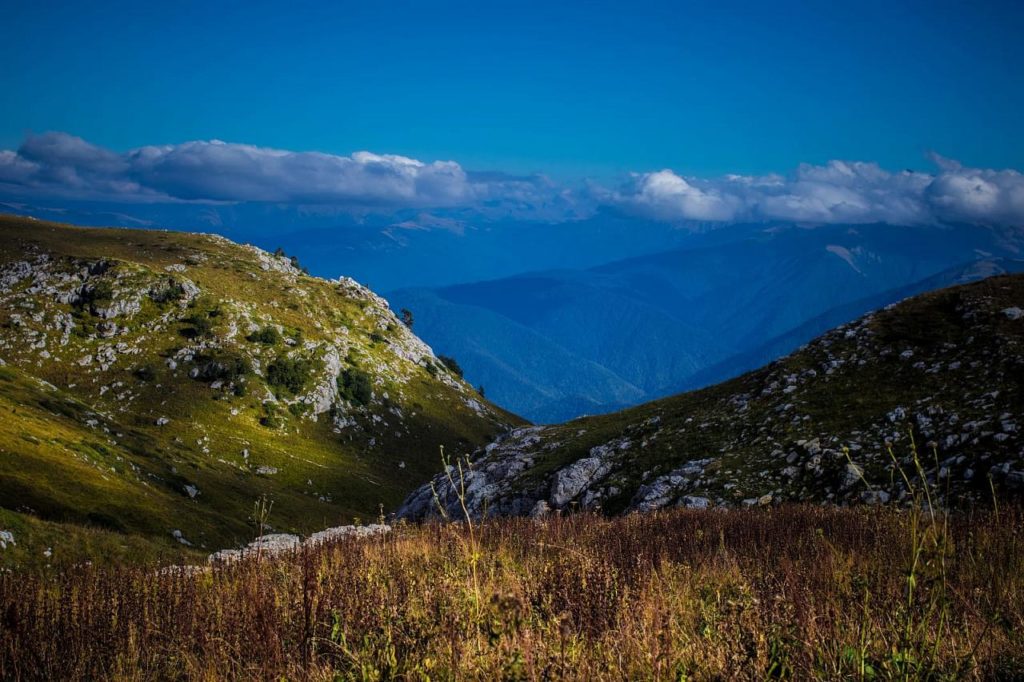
[2,1,1024,680]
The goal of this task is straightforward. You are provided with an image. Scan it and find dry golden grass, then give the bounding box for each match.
[1,505,1022,680]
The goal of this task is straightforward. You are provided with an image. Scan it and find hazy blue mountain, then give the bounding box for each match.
[392,288,645,422]
[672,257,1024,394]
[390,223,1024,422]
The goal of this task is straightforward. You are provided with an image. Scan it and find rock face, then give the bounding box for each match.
[399,274,1024,519]
[550,453,614,507]
[397,427,547,520]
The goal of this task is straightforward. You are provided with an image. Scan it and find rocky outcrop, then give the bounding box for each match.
[630,459,715,512]
[397,427,546,520]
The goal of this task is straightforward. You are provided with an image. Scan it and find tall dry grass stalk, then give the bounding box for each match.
[1,503,1021,680]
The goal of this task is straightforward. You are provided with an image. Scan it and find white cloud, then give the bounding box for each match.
[1,131,1023,227]
[629,170,740,221]
[127,140,474,204]
[618,158,1024,227]
[0,132,483,207]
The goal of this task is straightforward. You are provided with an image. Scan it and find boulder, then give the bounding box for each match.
[550,456,610,508]
[841,462,864,490]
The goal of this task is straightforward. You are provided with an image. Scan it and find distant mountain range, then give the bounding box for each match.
[6,201,1024,425]
[390,223,1024,422]
[0,201,701,291]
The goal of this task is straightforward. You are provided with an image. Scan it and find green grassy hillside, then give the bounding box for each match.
[0,215,521,566]
[401,273,1024,519]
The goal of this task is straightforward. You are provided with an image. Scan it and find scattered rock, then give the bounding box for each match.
[529,500,551,518]
[861,490,891,505]
[208,524,389,564]
[841,462,864,490]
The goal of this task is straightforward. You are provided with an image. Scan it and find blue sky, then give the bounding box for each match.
[2,0,1023,180]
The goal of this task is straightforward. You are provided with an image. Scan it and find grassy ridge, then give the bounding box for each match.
[545,274,1024,507]
[0,215,520,566]
[2,506,1021,680]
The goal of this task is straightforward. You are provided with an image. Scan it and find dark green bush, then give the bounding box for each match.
[337,368,373,406]
[247,326,281,345]
[81,280,114,306]
[267,356,315,396]
[259,404,282,428]
[151,279,188,304]
[182,312,214,339]
[192,353,251,383]
[438,354,464,378]
[74,280,115,316]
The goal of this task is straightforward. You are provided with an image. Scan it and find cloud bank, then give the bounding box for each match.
[617,156,1024,226]
[1,132,1022,227]
[0,132,483,206]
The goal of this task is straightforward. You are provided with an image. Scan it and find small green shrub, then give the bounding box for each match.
[259,403,282,428]
[400,308,414,329]
[150,278,188,304]
[266,356,315,396]
[438,354,464,378]
[247,326,281,345]
[182,312,214,339]
[337,368,373,406]
[80,280,114,306]
[192,353,250,383]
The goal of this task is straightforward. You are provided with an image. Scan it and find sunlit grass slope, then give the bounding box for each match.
[0,214,521,565]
